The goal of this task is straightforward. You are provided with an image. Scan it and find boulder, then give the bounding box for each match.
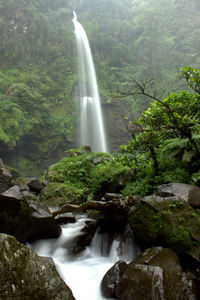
[104,193,122,201]
[27,178,44,193]
[0,186,61,243]
[20,184,30,192]
[22,190,39,201]
[16,200,61,243]
[81,220,98,236]
[101,260,128,298]
[0,233,75,300]
[55,213,76,224]
[67,232,92,256]
[155,183,200,208]
[116,247,199,300]
[128,197,200,260]
[0,186,27,235]
[0,168,12,193]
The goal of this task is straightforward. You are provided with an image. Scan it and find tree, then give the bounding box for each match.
[120,66,200,194]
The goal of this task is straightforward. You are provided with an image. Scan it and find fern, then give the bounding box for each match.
[192,134,200,140]
[161,138,189,157]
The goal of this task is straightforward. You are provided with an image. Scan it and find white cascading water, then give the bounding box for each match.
[30,215,140,300]
[73,12,108,152]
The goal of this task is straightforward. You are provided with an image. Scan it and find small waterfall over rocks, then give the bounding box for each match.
[73,12,108,152]
[30,215,140,300]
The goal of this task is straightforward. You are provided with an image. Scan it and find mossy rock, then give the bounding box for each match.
[115,247,198,300]
[40,182,86,206]
[128,197,200,258]
[44,151,133,201]
[0,233,75,299]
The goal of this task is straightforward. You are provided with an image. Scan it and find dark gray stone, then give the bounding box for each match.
[155,183,200,208]
[104,193,122,201]
[101,260,128,298]
[55,213,76,224]
[116,247,198,300]
[0,233,75,300]
[27,178,44,193]
[0,187,61,243]
[15,200,62,243]
[22,190,39,201]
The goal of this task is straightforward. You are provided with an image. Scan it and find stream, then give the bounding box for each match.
[30,215,140,300]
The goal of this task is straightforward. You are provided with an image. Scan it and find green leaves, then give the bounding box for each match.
[120,66,200,194]
[181,66,200,94]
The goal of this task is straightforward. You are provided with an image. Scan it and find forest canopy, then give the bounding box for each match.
[0,0,200,175]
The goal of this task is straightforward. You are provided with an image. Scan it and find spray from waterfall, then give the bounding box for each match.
[73,11,108,152]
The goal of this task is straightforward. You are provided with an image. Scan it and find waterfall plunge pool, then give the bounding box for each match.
[30,215,140,300]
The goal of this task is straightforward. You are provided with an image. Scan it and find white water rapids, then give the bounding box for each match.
[30,215,140,300]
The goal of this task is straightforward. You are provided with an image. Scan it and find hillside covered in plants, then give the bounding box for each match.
[1,0,200,176]
[38,67,200,204]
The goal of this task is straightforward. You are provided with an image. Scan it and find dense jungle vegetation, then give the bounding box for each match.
[0,0,200,176]
[43,66,200,201]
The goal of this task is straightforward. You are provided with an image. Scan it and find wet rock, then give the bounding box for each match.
[0,185,25,236]
[64,220,98,256]
[67,232,92,256]
[0,168,12,193]
[104,193,122,201]
[22,190,39,201]
[55,213,76,224]
[27,178,44,193]
[17,200,61,243]
[125,194,142,207]
[20,184,30,192]
[81,220,98,236]
[128,198,200,259]
[1,185,22,200]
[116,247,199,300]
[0,233,75,300]
[96,200,128,233]
[155,183,200,208]
[0,187,61,243]
[133,247,182,272]
[101,260,128,298]
[52,204,81,217]
[40,256,55,265]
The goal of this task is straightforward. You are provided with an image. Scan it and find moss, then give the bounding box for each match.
[128,200,200,254]
[44,151,134,201]
[41,182,86,206]
[0,234,75,299]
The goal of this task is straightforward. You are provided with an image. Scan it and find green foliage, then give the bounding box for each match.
[44,150,134,203]
[1,0,200,176]
[0,0,76,174]
[0,66,75,162]
[129,200,199,253]
[41,181,85,205]
[181,66,200,94]
[120,66,200,195]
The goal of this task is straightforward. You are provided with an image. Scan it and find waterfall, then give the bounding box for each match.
[73,12,108,152]
[30,215,140,300]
